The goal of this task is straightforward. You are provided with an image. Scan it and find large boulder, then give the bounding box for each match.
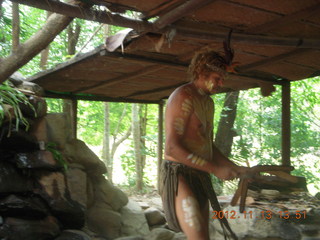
[144,207,166,227]
[13,150,61,170]
[145,228,175,240]
[0,194,49,219]
[87,202,122,239]
[54,230,91,240]
[63,139,107,176]
[0,161,34,193]
[120,199,150,237]
[30,113,72,150]
[93,176,128,211]
[65,163,88,208]
[0,216,60,240]
[33,171,85,229]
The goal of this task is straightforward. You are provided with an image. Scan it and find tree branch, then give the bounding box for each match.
[0,2,76,83]
[111,125,131,158]
[9,0,153,32]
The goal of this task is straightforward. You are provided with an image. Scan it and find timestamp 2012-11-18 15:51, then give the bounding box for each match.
[212,210,307,220]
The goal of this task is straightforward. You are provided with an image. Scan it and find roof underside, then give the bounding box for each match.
[28,0,320,103]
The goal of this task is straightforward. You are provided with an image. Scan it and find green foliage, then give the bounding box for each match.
[0,81,35,132]
[46,98,63,113]
[46,142,68,171]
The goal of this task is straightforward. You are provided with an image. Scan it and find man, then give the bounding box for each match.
[160,49,247,240]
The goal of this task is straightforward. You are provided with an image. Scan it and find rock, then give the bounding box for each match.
[0,127,39,152]
[20,95,47,119]
[14,150,61,170]
[0,216,60,240]
[30,114,72,150]
[114,237,144,240]
[145,228,175,240]
[172,232,187,240]
[34,171,85,229]
[63,139,107,176]
[137,201,150,209]
[54,229,91,240]
[86,177,95,208]
[65,164,88,208]
[120,199,150,237]
[87,202,122,239]
[144,207,166,226]
[14,80,44,96]
[0,161,34,193]
[93,176,128,211]
[0,194,49,219]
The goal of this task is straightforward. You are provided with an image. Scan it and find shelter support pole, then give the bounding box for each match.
[157,100,164,192]
[71,99,78,139]
[281,81,291,167]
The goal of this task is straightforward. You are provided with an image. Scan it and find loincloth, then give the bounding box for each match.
[160,160,238,239]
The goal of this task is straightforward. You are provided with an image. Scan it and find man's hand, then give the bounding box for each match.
[211,164,250,180]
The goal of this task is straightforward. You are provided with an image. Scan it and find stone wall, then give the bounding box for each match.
[0,82,183,240]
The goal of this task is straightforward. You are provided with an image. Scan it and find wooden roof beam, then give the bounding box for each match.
[238,48,314,72]
[9,0,154,32]
[247,3,320,34]
[153,0,215,30]
[143,0,186,20]
[45,91,161,104]
[74,65,164,93]
[176,29,320,49]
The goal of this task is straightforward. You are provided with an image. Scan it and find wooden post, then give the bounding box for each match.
[282,81,291,167]
[71,99,77,139]
[157,100,164,192]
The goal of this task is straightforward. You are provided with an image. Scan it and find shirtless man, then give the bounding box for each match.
[161,49,246,240]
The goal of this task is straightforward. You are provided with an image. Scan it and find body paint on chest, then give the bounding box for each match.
[187,153,207,167]
[182,196,201,231]
[181,98,192,116]
[174,117,185,135]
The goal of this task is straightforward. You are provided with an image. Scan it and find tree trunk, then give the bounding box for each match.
[140,104,147,171]
[40,11,52,70]
[11,2,20,52]
[215,91,240,157]
[102,102,112,181]
[67,21,81,56]
[132,103,143,191]
[0,1,83,83]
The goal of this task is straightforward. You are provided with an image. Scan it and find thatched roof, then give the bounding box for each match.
[26,0,320,103]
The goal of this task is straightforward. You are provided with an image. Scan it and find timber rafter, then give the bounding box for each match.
[9,0,320,49]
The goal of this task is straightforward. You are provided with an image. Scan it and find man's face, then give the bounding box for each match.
[201,72,224,94]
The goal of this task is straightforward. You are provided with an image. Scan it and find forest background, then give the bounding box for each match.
[1,2,319,195]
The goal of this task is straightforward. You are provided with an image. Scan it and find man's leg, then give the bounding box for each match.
[175,175,209,240]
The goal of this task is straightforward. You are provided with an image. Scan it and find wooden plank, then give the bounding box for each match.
[73,65,164,93]
[144,0,186,20]
[71,99,77,139]
[157,100,164,192]
[100,50,188,69]
[238,48,313,72]
[176,29,320,49]
[45,90,161,104]
[154,0,215,30]
[247,4,320,34]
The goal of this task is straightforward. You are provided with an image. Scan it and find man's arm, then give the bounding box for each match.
[210,133,248,179]
[165,87,216,173]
